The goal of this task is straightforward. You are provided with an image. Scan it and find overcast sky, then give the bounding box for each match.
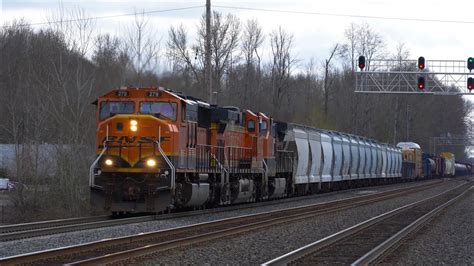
[2,0,473,62]
[1,1,474,93]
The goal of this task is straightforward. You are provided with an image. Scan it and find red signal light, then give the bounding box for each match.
[418,76,425,90]
[418,57,425,70]
[468,77,473,91]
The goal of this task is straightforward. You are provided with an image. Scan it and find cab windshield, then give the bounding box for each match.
[99,101,135,120]
[140,102,177,120]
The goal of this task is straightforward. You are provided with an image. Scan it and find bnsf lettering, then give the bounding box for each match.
[139,136,155,143]
[102,136,170,144]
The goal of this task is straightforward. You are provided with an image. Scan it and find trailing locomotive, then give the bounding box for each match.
[89,87,469,214]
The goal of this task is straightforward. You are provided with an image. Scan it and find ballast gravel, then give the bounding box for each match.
[382,189,473,265]
[132,179,470,265]
[0,178,465,259]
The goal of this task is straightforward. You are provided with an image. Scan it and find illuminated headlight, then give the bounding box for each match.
[130,120,138,132]
[105,159,113,166]
[146,159,156,167]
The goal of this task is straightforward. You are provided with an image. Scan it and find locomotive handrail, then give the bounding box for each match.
[262,158,268,172]
[154,141,176,196]
[89,141,108,188]
[210,152,228,174]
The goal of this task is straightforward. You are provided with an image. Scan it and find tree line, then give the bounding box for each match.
[0,10,470,221]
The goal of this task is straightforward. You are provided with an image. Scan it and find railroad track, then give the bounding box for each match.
[0,179,442,242]
[0,215,109,235]
[0,178,450,265]
[263,181,472,266]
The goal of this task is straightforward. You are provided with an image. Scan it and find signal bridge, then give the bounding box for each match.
[355,57,474,95]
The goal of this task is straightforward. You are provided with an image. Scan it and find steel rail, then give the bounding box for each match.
[0,215,109,234]
[0,179,441,242]
[0,179,444,265]
[0,215,156,241]
[67,191,435,265]
[262,181,472,266]
[68,180,462,265]
[352,185,473,266]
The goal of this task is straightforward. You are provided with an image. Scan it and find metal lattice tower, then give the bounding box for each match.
[355,59,474,95]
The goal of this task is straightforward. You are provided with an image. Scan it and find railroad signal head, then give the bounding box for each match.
[468,77,473,91]
[468,57,474,71]
[358,56,366,70]
[418,76,425,90]
[418,56,425,70]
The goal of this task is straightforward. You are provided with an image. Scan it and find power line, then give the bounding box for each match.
[213,5,474,25]
[3,5,204,28]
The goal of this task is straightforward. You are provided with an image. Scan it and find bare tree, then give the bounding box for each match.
[46,7,96,57]
[270,26,296,118]
[240,19,264,106]
[340,23,385,135]
[167,24,202,84]
[125,10,161,86]
[197,11,241,95]
[356,23,385,70]
[167,12,240,99]
[341,23,358,72]
[93,34,130,89]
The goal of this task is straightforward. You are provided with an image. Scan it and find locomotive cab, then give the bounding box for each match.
[90,87,180,213]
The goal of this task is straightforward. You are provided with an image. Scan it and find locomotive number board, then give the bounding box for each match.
[115,91,129,97]
[146,91,161,97]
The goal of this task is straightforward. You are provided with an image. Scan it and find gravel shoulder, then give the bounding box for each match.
[0,178,460,259]
[382,188,473,265]
[131,179,469,265]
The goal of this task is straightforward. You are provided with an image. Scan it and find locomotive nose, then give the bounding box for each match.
[97,115,174,170]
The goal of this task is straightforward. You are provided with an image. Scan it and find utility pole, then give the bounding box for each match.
[206,0,212,104]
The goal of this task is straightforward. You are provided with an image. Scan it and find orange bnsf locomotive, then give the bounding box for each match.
[90,87,288,213]
[94,87,471,214]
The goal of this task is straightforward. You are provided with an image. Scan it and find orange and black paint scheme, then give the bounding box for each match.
[90,87,289,214]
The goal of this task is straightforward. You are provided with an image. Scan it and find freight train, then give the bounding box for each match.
[90,87,473,214]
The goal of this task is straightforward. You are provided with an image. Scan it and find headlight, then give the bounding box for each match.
[130,120,138,131]
[146,159,156,167]
[105,159,113,166]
